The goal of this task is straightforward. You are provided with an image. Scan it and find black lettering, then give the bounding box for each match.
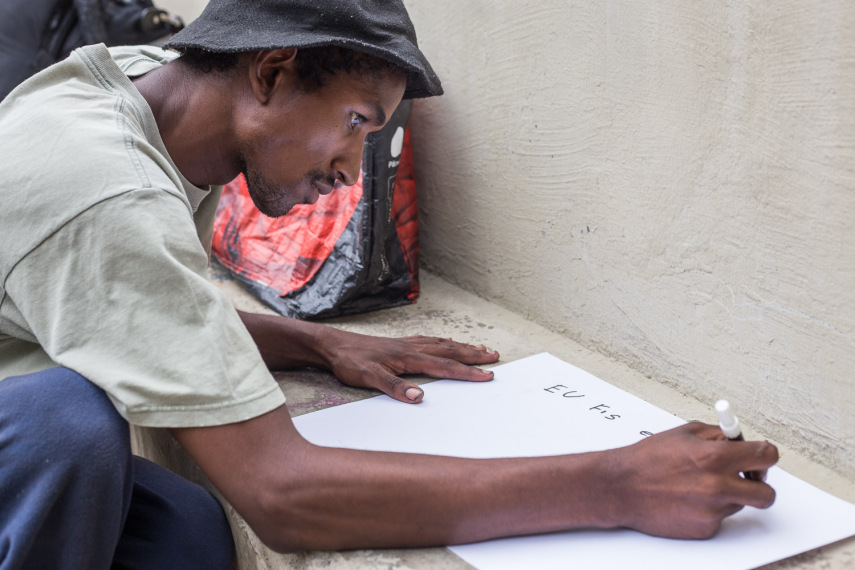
[544,384,568,394]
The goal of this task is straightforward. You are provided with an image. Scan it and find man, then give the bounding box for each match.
[0,0,779,568]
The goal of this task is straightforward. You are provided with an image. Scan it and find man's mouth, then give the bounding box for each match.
[313,180,334,196]
[304,181,333,205]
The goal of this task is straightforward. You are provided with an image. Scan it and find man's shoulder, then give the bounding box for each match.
[0,44,174,132]
[0,44,189,236]
[0,45,146,151]
[108,45,179,78]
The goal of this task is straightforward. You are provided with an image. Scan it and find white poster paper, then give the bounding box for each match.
[293,353,855,570]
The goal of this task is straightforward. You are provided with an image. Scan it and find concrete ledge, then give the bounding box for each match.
[133,267,855,569]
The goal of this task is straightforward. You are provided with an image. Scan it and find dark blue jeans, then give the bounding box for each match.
[0,367,235,569]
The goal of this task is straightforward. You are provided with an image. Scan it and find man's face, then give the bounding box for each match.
[238,69,406,217]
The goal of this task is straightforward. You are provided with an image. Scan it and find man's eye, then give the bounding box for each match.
[349,112,365,129]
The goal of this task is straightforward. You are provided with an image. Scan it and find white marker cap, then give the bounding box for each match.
[715,399,742,439]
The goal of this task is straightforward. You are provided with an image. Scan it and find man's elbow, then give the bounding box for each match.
[242,466,341,553]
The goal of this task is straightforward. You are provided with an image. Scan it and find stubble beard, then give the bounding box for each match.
[238,153,336,219]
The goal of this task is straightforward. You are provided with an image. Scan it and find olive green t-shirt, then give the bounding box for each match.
[0,44,286,427]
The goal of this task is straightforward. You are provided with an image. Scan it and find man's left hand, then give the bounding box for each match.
[318,329,499,403]
[238,310,500,403]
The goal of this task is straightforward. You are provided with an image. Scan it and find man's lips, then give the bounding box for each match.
[303,180,334,205]
[313,181,334,195]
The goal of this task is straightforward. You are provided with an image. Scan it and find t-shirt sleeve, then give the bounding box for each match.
[4,188,286,427]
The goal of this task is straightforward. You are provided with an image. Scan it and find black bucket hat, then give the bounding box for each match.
[163,0,443,99]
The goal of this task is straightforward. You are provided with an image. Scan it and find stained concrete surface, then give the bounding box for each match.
[133,263,855,569]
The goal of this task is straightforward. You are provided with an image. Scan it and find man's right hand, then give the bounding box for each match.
[608,422,778,539]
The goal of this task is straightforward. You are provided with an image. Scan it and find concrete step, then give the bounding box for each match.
[132,268,855,569]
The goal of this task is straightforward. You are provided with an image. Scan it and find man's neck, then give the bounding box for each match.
[132,60,241,187]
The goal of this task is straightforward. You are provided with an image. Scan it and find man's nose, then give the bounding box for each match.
[332,137,364,186]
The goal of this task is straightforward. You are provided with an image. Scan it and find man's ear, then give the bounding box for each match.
[248,49,298,104]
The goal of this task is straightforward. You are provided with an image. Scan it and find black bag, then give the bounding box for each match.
[0,0,183,101]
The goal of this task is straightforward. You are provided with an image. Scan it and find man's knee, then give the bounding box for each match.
[0,367,134,568]
[166,480,235,569]
[0,367,131,477]
[115,457,235,570]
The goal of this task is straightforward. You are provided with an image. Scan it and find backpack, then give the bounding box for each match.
[0,0,183,101]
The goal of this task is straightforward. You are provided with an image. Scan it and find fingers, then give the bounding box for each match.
[722,439,778,487]
[694,432,778,509]
[402,336,500,365]
[726,475,777,509]
[687,426,778,471]
[366,349,495,403]
[407,353,496,382]
[394,337,499,382]
[733,440,779,472]
[670,423,780,475]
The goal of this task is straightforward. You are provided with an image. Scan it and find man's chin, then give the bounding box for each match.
[251,197,298,218]
[242,174,318,217]
[244,185,297,217]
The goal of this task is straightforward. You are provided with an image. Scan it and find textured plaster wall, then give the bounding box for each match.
[404,1,855,477]
[156,0,206,24]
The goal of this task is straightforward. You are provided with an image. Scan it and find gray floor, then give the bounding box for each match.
[134,264,855,569]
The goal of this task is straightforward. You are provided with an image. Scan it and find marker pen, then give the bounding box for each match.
[714,399,762,481]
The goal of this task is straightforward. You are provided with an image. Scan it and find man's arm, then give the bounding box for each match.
[237,310,500,403]
[172,410,777,552]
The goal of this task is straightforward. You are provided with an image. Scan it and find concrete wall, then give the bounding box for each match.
[157,0,206,23]
[404,1,855,477]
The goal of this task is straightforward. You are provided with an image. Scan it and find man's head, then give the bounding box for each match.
[161,0,441,217]
[228,48,406,217]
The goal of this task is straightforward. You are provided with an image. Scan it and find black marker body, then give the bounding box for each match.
[726,432,760,481]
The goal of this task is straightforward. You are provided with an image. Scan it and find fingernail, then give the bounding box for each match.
[405,387,423,401]
[476,344,485,349]
[487,349,498,355]
[479,368,493,375]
